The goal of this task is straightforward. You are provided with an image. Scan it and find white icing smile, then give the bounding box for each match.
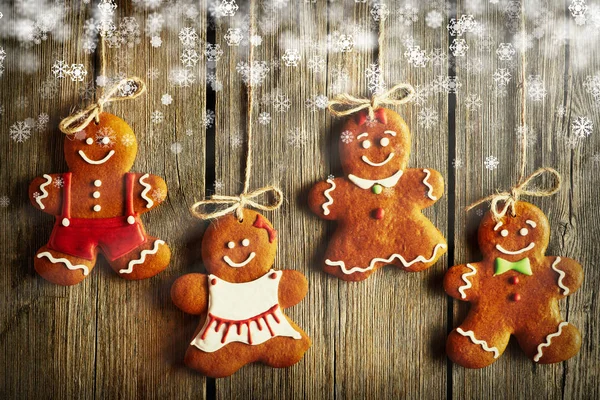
[78,150,115,165]
[361,153,394,167]
[223,252,256,268]
[495,242,535,255]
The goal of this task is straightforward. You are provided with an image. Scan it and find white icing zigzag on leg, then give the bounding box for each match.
[456,327,500,359]
[325,243,447,275]
[422,169,437,200]
[322,179,336,216]
[534,322,569,362]
[37,251,89,276]
[36,174,52,209]
[120,240,165,274]
[139,173,154,208]
[458,263,477,299]
[551,257,569,295]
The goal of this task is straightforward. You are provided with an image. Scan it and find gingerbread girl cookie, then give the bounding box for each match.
[29,112,171,285]
[308,108,447,281]
[444,201,583,368]
[171,209,311,378]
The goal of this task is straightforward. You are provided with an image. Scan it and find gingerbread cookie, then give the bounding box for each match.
[444,201,583,368]
[29,112,171,286]
[308,108,447,281]
[171,209,311,378]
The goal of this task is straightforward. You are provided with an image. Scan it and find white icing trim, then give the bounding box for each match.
[495,242,535,255]
[526,220,537,228]
[422,169,437,200]
[456,328,500,358]
[325,243,446,275]
[139,173,154,208]
[551,256,569,295]
[36,174,52,209]
[37,251,89,276]
[322,179,336,215]
[78,150,115,165]
[347,170,403,190]
[119,240,165,274]
[224,252,256,268]
[361,153,394,167]
[534,322,569,362]
[383,130,396,136]
[493,221,503,231]
[458,264,477,299]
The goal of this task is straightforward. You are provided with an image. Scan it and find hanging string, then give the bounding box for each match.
[190,3,283,221]
[466,15,561,220]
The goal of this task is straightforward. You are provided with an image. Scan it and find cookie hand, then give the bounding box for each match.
[402,168,444,209]
[278,269,308,309]
[29,173,63,215]
[308,178,344,220]
[548,256,583,297]
[131,173,168,214]
[444,263,479,301]
[171,273,209,315]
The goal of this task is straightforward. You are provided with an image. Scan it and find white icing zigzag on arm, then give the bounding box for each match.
[422,169,437,200]
[37,252,89,276]
[458,264,477,299]
[322,179,336,215]
[139,173,154,208]
[325,243,447,275]
[456,328,500,359]
[120,240,165,274]
[534,322,569,362]
[551,257,569,295]
[36,174,52,209]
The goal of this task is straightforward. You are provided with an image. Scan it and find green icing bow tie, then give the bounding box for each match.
[494,257,533,276]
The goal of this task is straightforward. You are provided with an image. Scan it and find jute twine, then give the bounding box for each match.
[327,82,415,119]
[190,5,282,222]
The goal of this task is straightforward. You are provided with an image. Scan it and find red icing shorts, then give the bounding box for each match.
[48,216,146,261]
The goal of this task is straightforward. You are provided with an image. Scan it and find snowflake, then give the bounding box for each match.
[230,132,243,149]
[572,116,593,138]
[477,34,495,52]
[151,111,164,124]
[418,107,439,129]
[159,93,172,106]
[465,58,484,75]
[464,93,482,110]
[119,17,141,48]
[202,110,215,128]
[484,155,500,170]
[68,64,87,82]
[305,95,328,111]
[527,75,546,101]
[370,3,390,21]
[169,68,196,87]
[410,84,430,106]
[569,0,588,17]
[556,105,568,117]
[150,35,162,48]
[52,176,64,188]
[78,80,95,100]
[447,18,464,36]
[119,80,138,97]
[121,134,135,146]
[9,121,31,143]
[564,135,583,149]
[204,44,224,62]
[145,12,164,35]
[591,153,600,163]
[38,113,50,129]
[282,49,301,67]
[306,56,324,73]
[405,46,429,67]
[179,27,198,48]
[337,34,354,52]
[513,31,534,52]
[287,127,306,148]
[429,48,447,66]
[515,124,538,147]
[181,49,199,68]
[236,61,270,86]
[150,188,166,203]
[147,68,160,80]
[96,127,116,147]
[382,187,395,197]
[449,39,468,57]
[249,35,262,46]
[170,142,183,154]
[452,158,464,169]
[213,179,224,192]
[496,43,516,61]
[340,130,354,144]
[444,76,461,93]
[224,28,243,46]
[51,60,69,78]
[493,68,512,86]
[258,112,271,125]
[272,94,291,112]
[426,10,444,28]
[584,75,600,102]
[398,4,419,25]
[217,0,239,16]
[98,0,117,16]
[0,196,9,208]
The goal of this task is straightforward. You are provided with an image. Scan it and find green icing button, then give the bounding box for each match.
[372,184,383,194]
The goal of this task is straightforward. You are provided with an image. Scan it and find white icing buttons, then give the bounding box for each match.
[501,229,509,237]
[94,179,102,187]
[93,204,101,212]
[242,239,250,247]
[227,241,235,249]
[93,191,100,199]
[62,218,70,227]
[86,138,94,145]
[127,215,136,225]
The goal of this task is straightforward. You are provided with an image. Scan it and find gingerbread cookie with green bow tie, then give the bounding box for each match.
[308,108,447,281]
[444,201,583,368]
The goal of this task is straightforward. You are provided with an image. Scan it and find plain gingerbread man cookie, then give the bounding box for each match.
[29,112,171,286]
[171,209,311,378]
[308,108,447,281]
[444,201,583,368]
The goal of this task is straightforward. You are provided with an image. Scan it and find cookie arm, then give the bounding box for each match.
[548,256,583,297]
[29,173,63,215]
[403,168,444,209]
[278,269,308,309]
[444,263,480,301]
[308,178,345,220]
[171,273,209,315]
[131,173,168,214]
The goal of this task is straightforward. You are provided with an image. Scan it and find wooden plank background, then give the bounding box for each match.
[0,1,598,399]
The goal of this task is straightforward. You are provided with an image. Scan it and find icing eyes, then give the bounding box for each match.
[86,138,94,145]
[380,137,390,147]
[500,229,509,237]
[362,140,371,149]
[520,228,528,236]
[242,238,250,247]
[227,241,235,249]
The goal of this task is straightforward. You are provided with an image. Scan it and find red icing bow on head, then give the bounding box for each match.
[253,214,277,243]
[356,109,387,126]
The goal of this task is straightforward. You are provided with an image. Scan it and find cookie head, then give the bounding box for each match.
[478,202,550,262]
[201,209,278,282]
[338,108,411,179]
[64,112,137,174]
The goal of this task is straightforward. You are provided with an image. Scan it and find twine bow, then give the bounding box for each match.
[58,77,146,135]
[466,167,562,220]
[327,82,415,119]
[190,187,283,221]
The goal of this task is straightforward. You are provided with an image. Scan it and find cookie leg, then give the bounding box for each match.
[446,316,510,368]
[516,319,581,364]
[184,343,255,378]
[260,330,311,368]
[108,236,171,280]
[35,246,95,286]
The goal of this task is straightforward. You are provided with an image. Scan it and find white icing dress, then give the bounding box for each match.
[191,269,302,353]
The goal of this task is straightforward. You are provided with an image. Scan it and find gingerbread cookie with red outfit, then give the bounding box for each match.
[308,108,447,281]
[444,201,583,368]
[171,209,311,378]
[29,112,171,285]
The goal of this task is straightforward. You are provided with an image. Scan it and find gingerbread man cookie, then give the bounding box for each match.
[29,112,171,286]
[308,108,447,281]
[444,201,583,368]
[171,209,311,378]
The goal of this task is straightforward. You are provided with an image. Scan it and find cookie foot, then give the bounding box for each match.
[519,322,582,364]
[109,236,171,280]
[35,246,95,286]
[446,327,509,369]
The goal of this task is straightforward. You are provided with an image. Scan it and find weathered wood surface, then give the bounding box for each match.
[0,1,598,399]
